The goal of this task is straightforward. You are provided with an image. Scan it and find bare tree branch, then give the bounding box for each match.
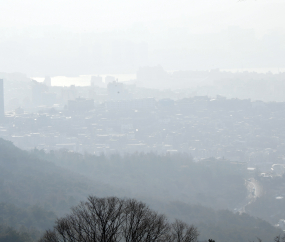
[39,196,199,242]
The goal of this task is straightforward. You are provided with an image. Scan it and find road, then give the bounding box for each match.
[235,178,262,214]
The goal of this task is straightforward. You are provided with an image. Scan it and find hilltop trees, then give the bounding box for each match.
[39,196,199,242]
[0,225,32,242]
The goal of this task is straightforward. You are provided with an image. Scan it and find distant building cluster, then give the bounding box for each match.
[1,71,285,177]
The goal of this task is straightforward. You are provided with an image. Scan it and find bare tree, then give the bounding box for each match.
[39,196,199,242]
[169,219,199,242]
[122,199,170,242]
[40,196,125,242]
[274,235,285,242]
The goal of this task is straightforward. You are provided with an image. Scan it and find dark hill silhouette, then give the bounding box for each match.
[0,138,118,214]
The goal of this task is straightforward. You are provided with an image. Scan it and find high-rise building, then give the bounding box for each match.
[0,79,4,120]
[105,76,116,84]
[32,80,48,105]
[44,76,51,86]
[91,76,103,86]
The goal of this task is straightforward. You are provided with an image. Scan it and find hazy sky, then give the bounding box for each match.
[0,0,284,75]
[0,0,284,35]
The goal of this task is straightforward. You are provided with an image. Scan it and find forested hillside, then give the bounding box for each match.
[0,138,283,242]
[0,139,119,214]
[0,203,56,241]
[32,149,247,210]
[152,201,282,242]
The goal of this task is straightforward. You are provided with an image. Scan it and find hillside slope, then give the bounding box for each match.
[0,138,119,214]
[0,139,282,242]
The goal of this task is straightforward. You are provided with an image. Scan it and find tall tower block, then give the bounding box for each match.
[0,79,4,119]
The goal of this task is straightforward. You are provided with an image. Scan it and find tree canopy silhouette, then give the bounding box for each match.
[39,196,199,242]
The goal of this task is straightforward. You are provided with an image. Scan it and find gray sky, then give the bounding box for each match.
[0,0,284,75]
[0,0,284,35]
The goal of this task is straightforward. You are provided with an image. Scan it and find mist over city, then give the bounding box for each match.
[0,1,285,242]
